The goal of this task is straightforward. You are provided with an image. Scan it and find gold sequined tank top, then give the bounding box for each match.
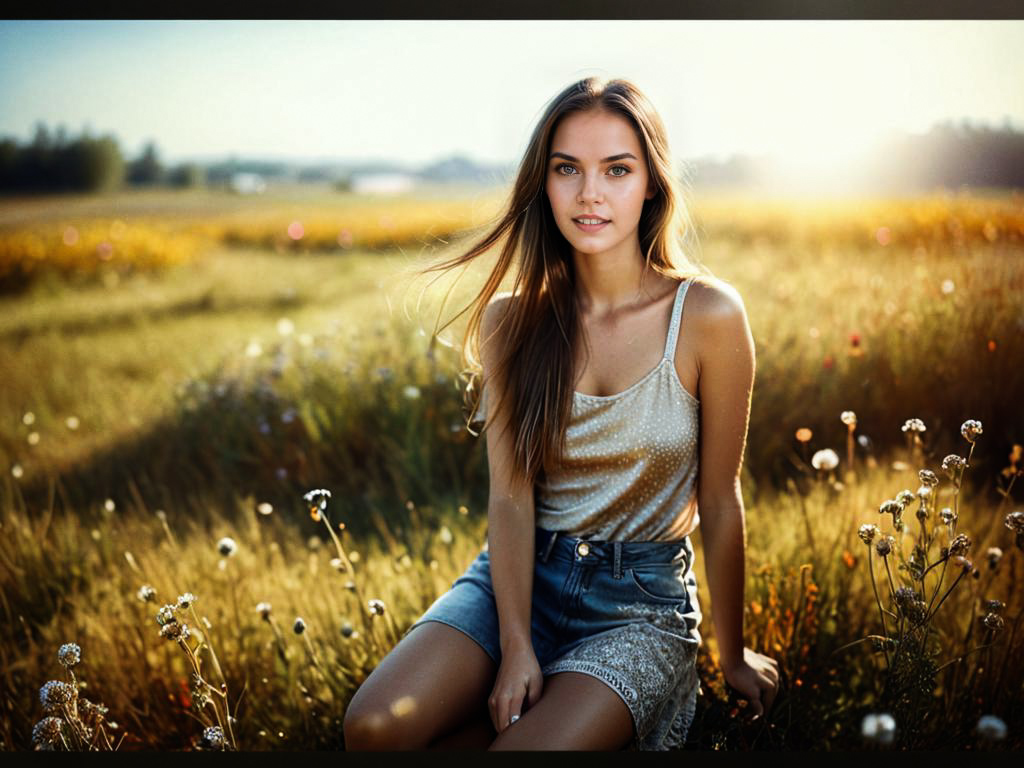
[476,278,700,542]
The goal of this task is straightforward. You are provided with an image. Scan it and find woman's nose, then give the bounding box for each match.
[577,174,603,203]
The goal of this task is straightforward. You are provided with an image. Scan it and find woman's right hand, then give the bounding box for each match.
[488,639,543,734]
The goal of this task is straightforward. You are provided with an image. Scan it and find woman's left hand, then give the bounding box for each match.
[722,647,780,721]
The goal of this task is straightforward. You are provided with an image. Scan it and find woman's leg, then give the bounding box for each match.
[425,705,497,749]
[342,621,498,750]
[487,671,634,751]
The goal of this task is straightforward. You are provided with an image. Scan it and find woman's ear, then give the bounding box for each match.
[645,179,657,200]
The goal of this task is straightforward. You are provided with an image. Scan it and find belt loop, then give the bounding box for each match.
[612,541,623,579]
[541,530,559,563]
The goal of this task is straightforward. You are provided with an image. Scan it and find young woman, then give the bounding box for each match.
[343,76,779,751]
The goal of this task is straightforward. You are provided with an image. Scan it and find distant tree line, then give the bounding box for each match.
[864,119,1024,192]
[0,122,205,193]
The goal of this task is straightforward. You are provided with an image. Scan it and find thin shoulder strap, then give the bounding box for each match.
[663,279,691,360]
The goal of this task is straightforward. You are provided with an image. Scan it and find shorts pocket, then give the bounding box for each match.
[626,564,687,604]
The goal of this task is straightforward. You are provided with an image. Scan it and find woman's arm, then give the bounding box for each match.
[479,295,543,732]
[693,279,780,719]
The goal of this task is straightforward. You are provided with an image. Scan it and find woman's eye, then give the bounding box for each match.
[609,165,629,177]
[555,163,576,175]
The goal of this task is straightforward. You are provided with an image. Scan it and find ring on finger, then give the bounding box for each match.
[509,714,520,725]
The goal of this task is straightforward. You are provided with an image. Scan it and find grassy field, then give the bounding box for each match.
[1,185,1022,750]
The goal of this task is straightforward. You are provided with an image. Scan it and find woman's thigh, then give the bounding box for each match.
[343,620,497,750]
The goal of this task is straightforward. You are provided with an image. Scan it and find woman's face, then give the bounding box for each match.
[544,108,656,259]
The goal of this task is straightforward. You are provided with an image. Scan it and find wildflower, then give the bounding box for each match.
[304,488,332,521]
[281,407,297,424]
[259,421,271,435]
[78,698,108,725]
[895,489,916,508]
[961,419,983,443]
[344,580,357,591]
[11,463,23,479]
[65,416,79,430]
[861,712,896,745]
[177,592,197,610]
[942,454,967,478]
[878,499,902,518]
[985,599,1004,613]
[439,525,454,545]
[137,584,156,603]
[329,557,346,572]
[940,507,956,526]
[893,587,927,623]
[1004,511,1024,534]
[948,533,971,558]
[104,499,115,513]
[857,434,873,451]
[293,617,306,634]
[160,621,190,642]
[31,717,64,748]
[976,714,1007,741]
[340,621,355,638]
[256,602,272,621]
[811,449,839,471]
[986,547,1003,570]
[858,524,879,545]
[403,385,421,399]
[982,613,1004,632]
[217,537,237,557]
[901,419,926,434]
[840,411,857,427]
[875,536,894,557]
[918,469,939,487]
[795,428,812,443]
[156,604,177,626]
[256,502,273,515]
[952,555,973,572]
[57,643,81,668]
[39,681,76,713]
[202,725,226,749]
[368,599,387,616]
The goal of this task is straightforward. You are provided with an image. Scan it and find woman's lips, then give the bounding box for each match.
[573,219,610,232]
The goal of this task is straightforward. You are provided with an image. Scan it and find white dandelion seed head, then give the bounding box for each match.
[861,712,896,744]
[941,278,955,294]
[403,385,421,399]
[217,537,237,557]
[32,716,64,746]
[156,604,177,626]
[961,419,983,443]
[255,602,272,620]
[901,418,926,434]
[368,599,386,616]
[137,584,156,603]
[918,469,939,487]
[39,681,76,712]
[256,502,273,515]
[439,525,453,545]
[203,725,226,749]
[104,499,115,513]
[840,411,857,426]
[177,592,196,610]
[293,617,306,634]
[1005,510,1024,534]
[303,488,332,510]
[811,448,839,471]
[976,714,1007,740]
[57,643,81,668]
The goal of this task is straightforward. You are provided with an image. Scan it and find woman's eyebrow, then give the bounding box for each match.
[549,151,637,163]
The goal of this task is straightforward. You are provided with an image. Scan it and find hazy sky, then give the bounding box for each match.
[1,20,1022,168]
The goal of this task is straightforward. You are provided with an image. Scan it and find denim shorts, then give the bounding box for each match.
[403,526,703,751]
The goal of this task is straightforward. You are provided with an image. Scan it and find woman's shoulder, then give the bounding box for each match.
[481,290,517,342]
[684,274,748,324]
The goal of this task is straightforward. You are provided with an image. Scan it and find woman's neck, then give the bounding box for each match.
[571,242,664,316]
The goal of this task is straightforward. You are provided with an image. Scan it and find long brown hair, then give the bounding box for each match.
[421,76,709,488]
